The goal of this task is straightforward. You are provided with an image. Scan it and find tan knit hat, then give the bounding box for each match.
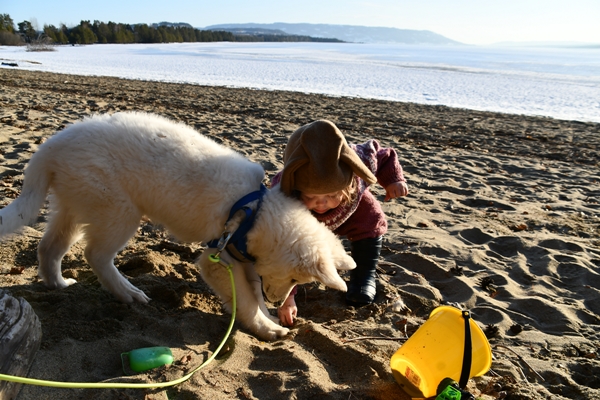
[280,120,377,196]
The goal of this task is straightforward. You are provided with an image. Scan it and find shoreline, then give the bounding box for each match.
[1,68,599,400]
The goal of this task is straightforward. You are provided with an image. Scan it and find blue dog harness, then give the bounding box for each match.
[206,184,268,263]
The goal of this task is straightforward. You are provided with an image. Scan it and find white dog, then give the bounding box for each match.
[0,112,355,340]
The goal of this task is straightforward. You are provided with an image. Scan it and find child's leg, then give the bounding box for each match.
[346,236,382,306]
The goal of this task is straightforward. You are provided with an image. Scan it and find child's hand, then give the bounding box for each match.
[278,294,298,327]
[385,181,409,201]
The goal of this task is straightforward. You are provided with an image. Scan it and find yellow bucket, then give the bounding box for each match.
[390,306,492,398]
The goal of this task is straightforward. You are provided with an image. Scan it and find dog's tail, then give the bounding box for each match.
[0,155,51,237]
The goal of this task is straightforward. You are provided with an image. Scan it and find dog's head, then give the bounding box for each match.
[247,187,356,303]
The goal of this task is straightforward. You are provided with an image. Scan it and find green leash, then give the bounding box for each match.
[0,254,236,389]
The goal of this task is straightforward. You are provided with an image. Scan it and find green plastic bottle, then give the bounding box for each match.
[122,346,173,372]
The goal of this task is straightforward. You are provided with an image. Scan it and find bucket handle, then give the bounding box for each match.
[459,310,473,389]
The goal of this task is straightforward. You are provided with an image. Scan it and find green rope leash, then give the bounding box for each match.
[0,254,236,389]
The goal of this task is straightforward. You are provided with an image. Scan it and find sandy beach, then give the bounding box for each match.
[1,68,599,400]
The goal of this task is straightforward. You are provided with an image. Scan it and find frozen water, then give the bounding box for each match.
[1,42,599,122]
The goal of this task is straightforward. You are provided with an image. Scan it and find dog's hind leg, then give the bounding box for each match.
[37,208,81,289]
[82,217,150,303]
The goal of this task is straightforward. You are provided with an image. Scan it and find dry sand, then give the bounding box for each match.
[0,68,599,400]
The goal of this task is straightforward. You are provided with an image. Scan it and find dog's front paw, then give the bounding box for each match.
[257,325,289,341]
[118,287,150,303]
[43,276,77,290]
[108,279,150,303]
[63,278,78,286]
[128,289,151,304]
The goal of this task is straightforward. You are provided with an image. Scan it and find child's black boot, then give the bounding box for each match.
[346,236,382,307]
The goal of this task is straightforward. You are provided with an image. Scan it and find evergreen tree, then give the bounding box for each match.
[0,13,15,32]
[111,22,135,43]
[68,20,97,44]
[134,24,154,43]
[44,24,69,44]
[92,20,111,43]
[0,13,22,45]
[17,20,37,42]
[180,27,195,42]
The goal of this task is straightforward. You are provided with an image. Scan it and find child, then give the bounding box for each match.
[271,120,408,327]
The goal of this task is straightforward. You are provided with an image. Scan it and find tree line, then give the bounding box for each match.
[44,20,238,44]
[0,14,342,45]
[0,13,27,45]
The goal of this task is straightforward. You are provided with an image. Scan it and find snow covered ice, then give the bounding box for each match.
[2,42,599,123]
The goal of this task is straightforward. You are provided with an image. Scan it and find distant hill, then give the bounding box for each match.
[152,21,194,29]
[204,23,462,45]
[203,26,343,42]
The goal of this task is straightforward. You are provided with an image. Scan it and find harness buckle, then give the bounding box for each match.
[210,231,233,260]
[217,231,233,252]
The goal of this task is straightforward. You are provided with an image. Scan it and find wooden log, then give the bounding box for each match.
[0,290,42,400]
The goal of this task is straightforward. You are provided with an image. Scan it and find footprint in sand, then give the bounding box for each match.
[458,227,494,245]
[386,252,475,308]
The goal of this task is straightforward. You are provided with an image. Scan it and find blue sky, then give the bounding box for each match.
[3,0,599,45]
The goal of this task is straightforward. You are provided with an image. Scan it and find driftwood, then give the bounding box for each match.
[0,290,42,400]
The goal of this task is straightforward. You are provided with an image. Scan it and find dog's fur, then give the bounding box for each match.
[0,112,355,340]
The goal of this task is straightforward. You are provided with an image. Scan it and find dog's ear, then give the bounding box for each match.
[334,255,356,271]
[315,265,348,292]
